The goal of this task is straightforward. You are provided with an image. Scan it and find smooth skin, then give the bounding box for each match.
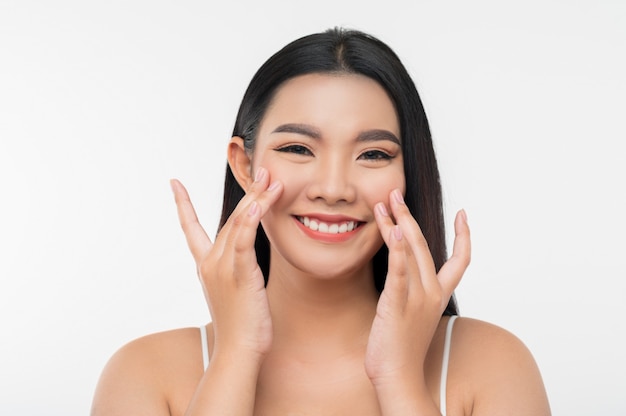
[91,74,550,415]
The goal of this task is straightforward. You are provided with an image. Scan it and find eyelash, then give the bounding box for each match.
[358,150,393,161]
[275,145,394,161]
[275,145,312,156]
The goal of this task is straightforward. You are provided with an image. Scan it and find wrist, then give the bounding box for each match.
[210,343,267,370]
[210,327,273,364]
[372,375,440,416]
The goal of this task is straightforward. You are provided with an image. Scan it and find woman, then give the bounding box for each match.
[92,28,551,415]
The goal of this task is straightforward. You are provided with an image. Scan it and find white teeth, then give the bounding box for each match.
[298,216,359,234]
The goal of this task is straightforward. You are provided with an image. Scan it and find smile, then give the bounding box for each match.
[296,216,362,234]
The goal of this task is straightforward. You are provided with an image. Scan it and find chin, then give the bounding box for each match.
[277,245,380,282]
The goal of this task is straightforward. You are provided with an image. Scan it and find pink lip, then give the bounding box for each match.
[292,214,364,243]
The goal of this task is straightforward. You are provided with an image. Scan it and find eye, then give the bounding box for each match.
[275,144,313,156]
[358,150,393,161]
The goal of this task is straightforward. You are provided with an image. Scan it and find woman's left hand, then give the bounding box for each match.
[364,189,470,401]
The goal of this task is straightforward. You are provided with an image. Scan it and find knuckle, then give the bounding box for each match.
[389,261,408,281]
[231,212,244,227]
[430,290,443,307]
[393,265,408,278]
[233,238,248,256]
[415,287,442,309]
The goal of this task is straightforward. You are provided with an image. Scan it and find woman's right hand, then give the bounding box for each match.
[170,167,283,361]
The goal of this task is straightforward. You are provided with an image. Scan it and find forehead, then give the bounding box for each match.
[259,73,400,138]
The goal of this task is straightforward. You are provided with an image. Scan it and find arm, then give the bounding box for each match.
[172,168,283,416]
[92,168,282,416]
[184,348,264,416]
[366,190,471,415]
[366,191,550,415]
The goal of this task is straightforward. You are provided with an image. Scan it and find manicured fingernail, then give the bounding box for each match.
[376,203,389,217]
[248,201,259,216]
[393,189,404,204]
[254,167,266,182]
[268,180,280,191]
[461,209,468,223]
[393,225,403,241]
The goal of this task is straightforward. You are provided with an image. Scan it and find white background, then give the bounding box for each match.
[1,1,625,414]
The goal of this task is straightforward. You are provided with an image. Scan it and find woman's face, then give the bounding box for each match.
[252,73,405,280]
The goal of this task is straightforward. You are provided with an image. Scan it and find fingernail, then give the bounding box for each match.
[461,209,468,223]
[248,201,259,216]
[254,167,266,182]
[393,225,403,241]
[376,203,389,217]
[268,180,280,191]
[393,189,404,205]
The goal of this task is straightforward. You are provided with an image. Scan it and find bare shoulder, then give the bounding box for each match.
[91,327,205,416]
[449,317,551,416]
[452,317,532,356]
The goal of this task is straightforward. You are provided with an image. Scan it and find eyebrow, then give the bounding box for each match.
[272,123,321,139]
[271,123,400,145]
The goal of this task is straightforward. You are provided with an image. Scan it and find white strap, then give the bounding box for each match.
[440,315,458,416]
[200,325,209,371]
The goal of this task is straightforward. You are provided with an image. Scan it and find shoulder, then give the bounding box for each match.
[91,327,205,416]
[452,316,530,356]
[449,317,551,415]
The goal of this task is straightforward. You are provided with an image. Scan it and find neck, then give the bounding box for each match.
[265,260,379,358]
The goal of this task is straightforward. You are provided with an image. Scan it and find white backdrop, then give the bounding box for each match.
[1,1,624,414]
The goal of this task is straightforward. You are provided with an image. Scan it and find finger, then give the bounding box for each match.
[388,189,436,283]
[437,209,471,296]
[225,166,271,223]
[170,179,213,264]
[374,202,410,302]
[373,202,395,242]
[385,226,410,305]
[212,166,273,252]
[229,179,283,252]
[224,179,284,280]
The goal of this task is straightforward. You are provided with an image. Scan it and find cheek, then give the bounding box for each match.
[360,168,405,205]
[263,162,309,210]
[254,150,296,184]
[266,163,303,190]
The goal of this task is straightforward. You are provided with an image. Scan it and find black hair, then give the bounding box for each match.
[219,27,457,316]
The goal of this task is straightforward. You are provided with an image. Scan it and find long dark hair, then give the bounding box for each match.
[219,28,458,316]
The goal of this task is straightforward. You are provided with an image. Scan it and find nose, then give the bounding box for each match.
[306,156,356,205]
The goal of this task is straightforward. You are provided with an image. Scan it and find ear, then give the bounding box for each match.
[227,136,254,191]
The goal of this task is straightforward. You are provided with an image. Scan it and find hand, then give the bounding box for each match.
[170,167,283,360]
[364,188,470,388]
